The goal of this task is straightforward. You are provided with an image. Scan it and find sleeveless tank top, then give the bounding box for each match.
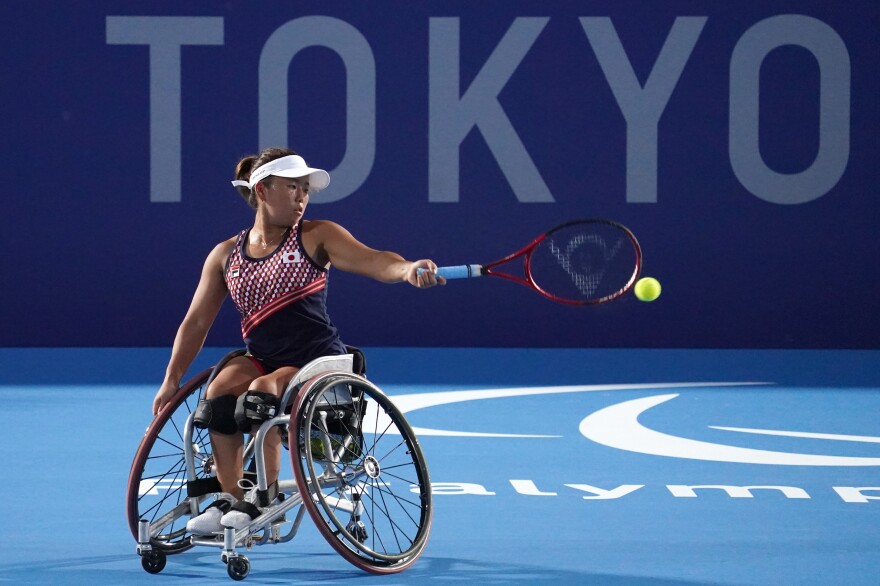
[224,221,346,368]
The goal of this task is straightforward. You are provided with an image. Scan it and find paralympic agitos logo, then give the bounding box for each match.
[140,383,880,504]
[390,383,880,504]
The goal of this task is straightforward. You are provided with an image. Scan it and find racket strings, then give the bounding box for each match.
[545,234,624,297]
[530,223,639,303]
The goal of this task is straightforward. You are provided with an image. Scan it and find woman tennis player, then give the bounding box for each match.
[151,147,443,534]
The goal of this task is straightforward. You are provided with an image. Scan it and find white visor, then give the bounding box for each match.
[231,155,330,192]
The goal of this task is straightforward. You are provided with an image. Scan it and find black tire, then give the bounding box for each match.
[227,556,250,581]
[141,549,167,574]
[290,372,432,574]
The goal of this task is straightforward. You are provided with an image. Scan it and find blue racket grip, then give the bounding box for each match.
[418,265,482,280]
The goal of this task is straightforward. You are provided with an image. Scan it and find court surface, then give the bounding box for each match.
[1,347,878,585]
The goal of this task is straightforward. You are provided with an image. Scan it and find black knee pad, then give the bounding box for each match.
[235,390,280,434]
[193,394,238,435]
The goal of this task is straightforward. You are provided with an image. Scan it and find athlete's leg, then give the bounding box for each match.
[246,366,300,487]
[217,366,303,531]
[205,356,262,500]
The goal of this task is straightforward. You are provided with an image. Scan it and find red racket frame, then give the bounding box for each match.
[481,219,643,305]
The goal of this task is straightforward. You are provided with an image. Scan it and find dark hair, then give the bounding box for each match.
[233,147,299,209]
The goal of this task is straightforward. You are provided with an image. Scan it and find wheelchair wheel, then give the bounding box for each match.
[125,367,215,553]
[290,372,432,574]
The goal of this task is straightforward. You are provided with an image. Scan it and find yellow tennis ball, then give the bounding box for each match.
[634,277,661,302]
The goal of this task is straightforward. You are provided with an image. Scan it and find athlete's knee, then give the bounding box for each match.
[251,371,290,396]
[234,390,281,434]
[193,394,239,435]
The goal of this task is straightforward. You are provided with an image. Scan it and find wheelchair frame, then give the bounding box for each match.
[126,349,432,580]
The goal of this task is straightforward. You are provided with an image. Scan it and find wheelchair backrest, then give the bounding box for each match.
[344,345,366,376]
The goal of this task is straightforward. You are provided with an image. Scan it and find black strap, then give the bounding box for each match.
[205,498,234,513]
[229,500,262,520]
[187,471,258,497]
[257,481,279,507]
[187,476,222,497]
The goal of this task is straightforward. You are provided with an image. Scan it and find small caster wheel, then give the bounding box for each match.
[227,556,250,581]
[141,549,167,574]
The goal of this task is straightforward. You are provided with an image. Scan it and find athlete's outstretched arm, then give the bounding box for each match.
[310,221,444,288]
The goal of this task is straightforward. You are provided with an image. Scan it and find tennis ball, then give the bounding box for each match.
[634,277,661,302]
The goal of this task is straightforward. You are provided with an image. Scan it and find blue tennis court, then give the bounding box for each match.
[5,1,878,583]
[1,347,877,585]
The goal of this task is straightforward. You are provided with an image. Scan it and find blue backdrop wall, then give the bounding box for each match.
[4,1,878,349]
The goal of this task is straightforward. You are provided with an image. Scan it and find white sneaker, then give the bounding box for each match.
[186,493,237,535]
[221,481,271,530]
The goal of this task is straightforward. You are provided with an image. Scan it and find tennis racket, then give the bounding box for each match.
[424,219,642,305]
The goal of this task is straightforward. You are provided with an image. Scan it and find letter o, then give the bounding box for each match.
[259,17,376,203]
[729,15,850,204]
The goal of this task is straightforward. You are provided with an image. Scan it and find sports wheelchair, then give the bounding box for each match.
[126,348,432,580]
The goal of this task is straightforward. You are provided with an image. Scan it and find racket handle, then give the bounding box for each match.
[418,265,483,280]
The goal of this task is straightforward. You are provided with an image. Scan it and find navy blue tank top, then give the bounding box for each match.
[224,221,346,368]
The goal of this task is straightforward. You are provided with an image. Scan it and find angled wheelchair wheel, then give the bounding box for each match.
[126,351,246,553]
[290,372,432,574]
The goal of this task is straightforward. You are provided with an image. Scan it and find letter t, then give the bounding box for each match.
[106,17,224,202]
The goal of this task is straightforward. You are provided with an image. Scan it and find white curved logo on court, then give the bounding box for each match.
[383,384,880,466]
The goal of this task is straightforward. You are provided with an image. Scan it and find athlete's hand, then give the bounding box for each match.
[408,260,445,288]
[152,381,179,416]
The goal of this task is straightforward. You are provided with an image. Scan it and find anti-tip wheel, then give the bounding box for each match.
[227,556,250,581]
[141,549,167,574]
